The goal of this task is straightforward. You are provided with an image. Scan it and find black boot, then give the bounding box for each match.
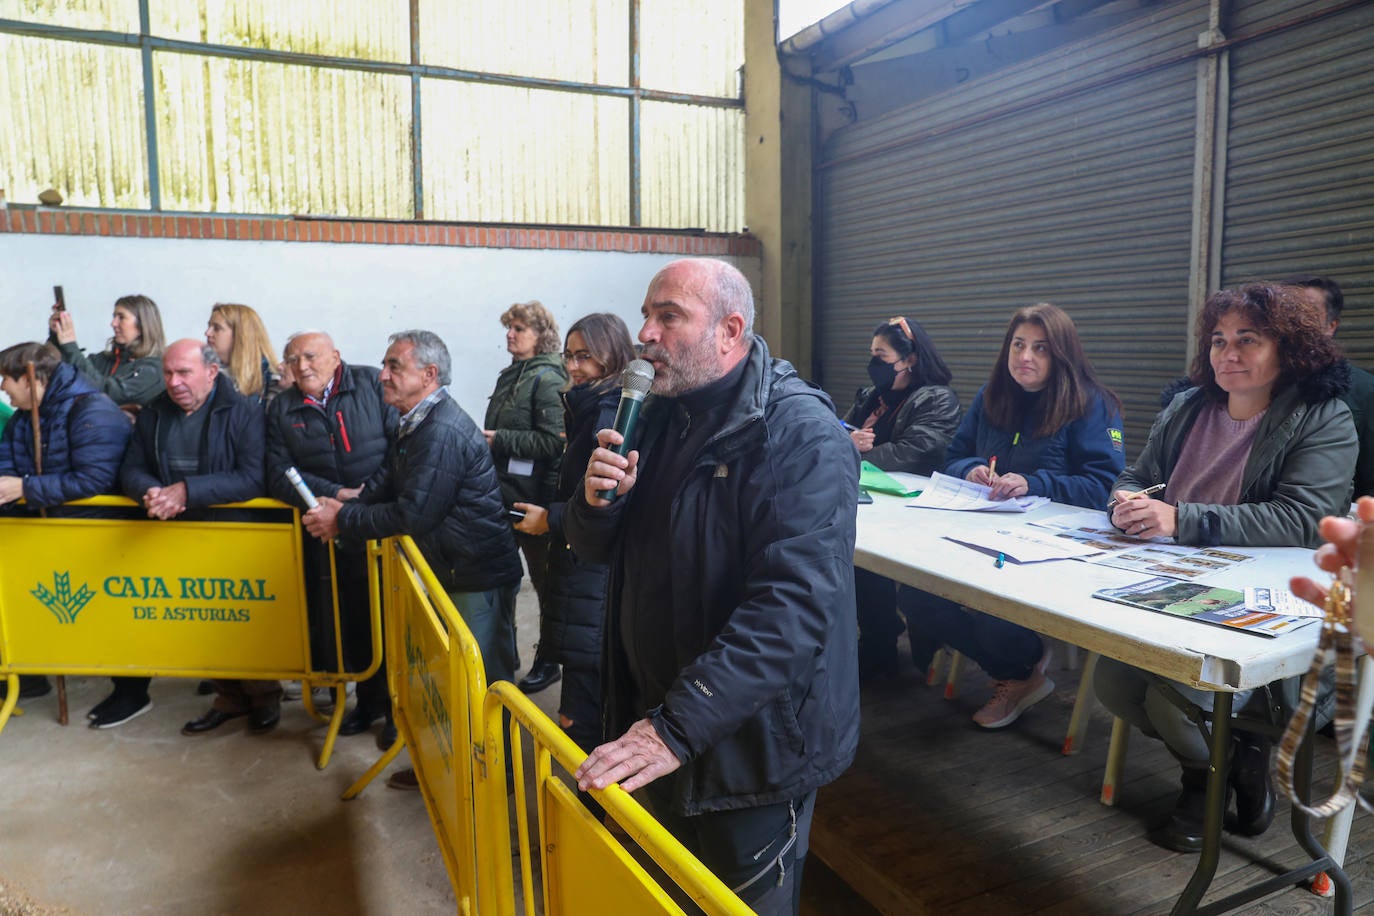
[1228,730,1275,836]
[518,658,561,694]
[1152,763,1210,853]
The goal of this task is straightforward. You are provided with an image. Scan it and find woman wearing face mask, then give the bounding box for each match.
[205,303,281,406]
[842,317,962,679]
[510,313,637,751]
[901,303,1125,727]
[47,294,167,409]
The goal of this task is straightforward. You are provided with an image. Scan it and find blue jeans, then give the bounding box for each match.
[449,585,519,684]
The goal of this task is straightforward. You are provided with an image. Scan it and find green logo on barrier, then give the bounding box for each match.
[32,572,96,624]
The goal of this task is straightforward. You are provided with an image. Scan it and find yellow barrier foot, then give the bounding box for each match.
[315,688,348,771]
[0,675,19,733]
[342,737,406,800]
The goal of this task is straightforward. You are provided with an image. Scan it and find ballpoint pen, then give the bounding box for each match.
[1107,482,1166,510]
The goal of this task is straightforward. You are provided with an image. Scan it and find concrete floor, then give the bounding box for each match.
[0,579,557,915]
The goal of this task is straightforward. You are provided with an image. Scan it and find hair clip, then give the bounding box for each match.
[888,316,915,341]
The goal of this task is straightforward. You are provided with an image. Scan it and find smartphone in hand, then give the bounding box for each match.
[53,285,66,311]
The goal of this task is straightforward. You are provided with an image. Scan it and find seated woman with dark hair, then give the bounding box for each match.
[0,341,133,700]
[843,317,962,678]
[1094,283,1356,853]
[901,303,1125,724]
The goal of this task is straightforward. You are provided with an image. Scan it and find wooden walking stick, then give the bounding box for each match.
[25,361,68,726]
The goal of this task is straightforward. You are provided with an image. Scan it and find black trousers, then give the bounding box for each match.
[304,536,388,716]
[644,782,815,916]
[515,530,552,662]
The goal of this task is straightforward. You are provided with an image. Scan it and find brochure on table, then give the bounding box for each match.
[907,472,1049,513]
[1093,576,1315,637]
[1029,510,1256,581]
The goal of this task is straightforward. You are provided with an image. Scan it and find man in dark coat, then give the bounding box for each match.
[567,259,861,915]
[267,330,398,746]
[302,330,522,680]
[117,339,271,734]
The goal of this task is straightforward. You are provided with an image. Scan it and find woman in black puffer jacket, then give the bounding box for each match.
[511,313,637,751]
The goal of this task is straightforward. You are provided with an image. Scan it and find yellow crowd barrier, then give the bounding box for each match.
[346,534,750,915]
[0,496,382,768]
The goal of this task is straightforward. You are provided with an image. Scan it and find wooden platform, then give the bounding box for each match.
[806,647,1373,915]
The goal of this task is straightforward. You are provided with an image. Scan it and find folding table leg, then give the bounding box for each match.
[1101,716,1129,806]
[1064,651,1099,755]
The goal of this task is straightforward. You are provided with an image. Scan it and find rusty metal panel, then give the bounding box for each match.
[640,101,744,232]
[0,34,149,207]
[418,0,630,84]
[150,0,410,62]
[420,79,630,224]
[154,53,412,216]
[640,0,743,97]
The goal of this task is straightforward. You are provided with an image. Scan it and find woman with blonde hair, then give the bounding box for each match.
[205,303,280,405]
[484,300,568,693]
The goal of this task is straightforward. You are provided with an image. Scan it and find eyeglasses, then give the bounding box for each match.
[562,350,596,364]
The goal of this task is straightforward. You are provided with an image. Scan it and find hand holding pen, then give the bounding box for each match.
[1109,483,1175,538]
[965,455,1030,501]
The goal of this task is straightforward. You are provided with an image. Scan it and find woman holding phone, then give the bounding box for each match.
[509,313,636,750]
[48,293,166,410]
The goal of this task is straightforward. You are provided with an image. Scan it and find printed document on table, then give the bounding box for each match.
[944,527,1106,564]
[906,472,1049,513]
[1029,511,1255,581]
[1245,586,1323,619]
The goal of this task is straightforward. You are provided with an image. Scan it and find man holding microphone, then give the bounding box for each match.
[566,259,860,915]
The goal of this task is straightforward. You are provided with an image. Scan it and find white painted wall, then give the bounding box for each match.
[0,234,759,413]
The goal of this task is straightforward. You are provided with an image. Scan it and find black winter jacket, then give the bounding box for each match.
[119,373,266,507]
[566,338,861,815]
[540,381,620,669]
[843,383,962,474]
[266,363,397,506]
[0,362,131,510]
[338,392,522,594]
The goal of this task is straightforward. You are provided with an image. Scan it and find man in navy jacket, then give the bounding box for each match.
[118,339,270,734]
[568,259,860,915]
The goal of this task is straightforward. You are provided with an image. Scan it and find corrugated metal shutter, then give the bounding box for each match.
[815,0,1208,460]
[1221,0,1374,366]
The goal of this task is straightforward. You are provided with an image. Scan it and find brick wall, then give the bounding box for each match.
[0,207,761,257]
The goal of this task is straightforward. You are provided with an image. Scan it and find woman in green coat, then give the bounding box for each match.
[483,300,568,694]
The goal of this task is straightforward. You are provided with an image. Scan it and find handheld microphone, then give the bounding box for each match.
[596,359,655,502]
[284,466,320,510]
